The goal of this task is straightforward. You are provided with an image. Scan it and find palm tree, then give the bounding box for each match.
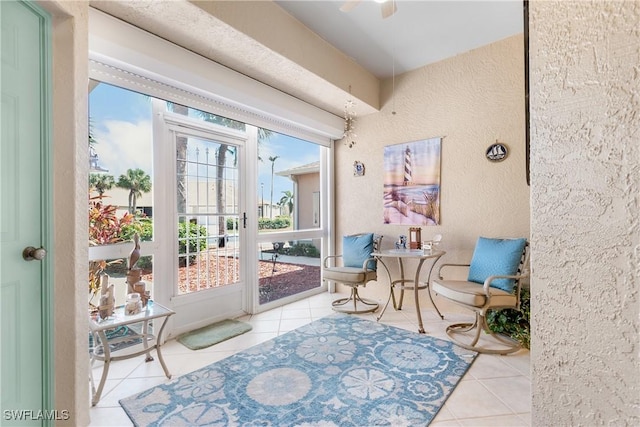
[89,173,115,196]
[170,103,189,217]
[116,168,152,214]
[268,156,279,219]
[279,190,294,216]
[168,104,272,237]
[194,111,272,236]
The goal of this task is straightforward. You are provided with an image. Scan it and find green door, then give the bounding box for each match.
[1,1,53,424]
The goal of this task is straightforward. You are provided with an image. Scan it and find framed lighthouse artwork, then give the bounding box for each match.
[383,137,442,225]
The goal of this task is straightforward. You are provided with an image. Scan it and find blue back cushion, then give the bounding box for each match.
[467,237,527,292]
[343,233,376,271]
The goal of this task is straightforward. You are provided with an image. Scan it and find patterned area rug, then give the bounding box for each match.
[120,313,476,426]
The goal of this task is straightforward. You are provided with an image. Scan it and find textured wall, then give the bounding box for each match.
[335,34,530,301]
[529,1,639,425]
[37,1,90,425]
[91,0,379,117]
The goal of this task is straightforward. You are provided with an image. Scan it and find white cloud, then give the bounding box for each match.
[93,119,153,181]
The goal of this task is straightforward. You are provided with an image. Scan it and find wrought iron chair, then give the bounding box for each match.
[432,237,529,354]
[323,233,383,314]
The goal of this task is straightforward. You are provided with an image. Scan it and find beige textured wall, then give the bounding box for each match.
[37,0,90,425]
[189,0,379,114]
[335,34,530,301]
[529,1,639,424]
[91,0,379,117]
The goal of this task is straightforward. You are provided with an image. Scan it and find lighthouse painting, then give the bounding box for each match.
[403,146,413,186]
[383,137,441,225]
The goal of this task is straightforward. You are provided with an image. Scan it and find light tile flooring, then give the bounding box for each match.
[89,291,530,426]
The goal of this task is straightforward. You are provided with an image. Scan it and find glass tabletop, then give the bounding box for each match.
[372,249,445,259]
[89,301,174,332]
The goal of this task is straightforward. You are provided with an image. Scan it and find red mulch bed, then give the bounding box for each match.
[142,254,320,304]
[258,260,320,304]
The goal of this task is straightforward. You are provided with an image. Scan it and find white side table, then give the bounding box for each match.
[89,301,174,406]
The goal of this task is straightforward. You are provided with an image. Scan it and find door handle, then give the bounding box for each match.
[23,246,47,261]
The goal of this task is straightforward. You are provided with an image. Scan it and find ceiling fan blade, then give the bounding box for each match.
[340,0,362,13]
[381,1,397,19]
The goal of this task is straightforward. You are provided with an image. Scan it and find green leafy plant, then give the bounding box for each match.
[227,217,239,231]
[121,216,153,242]
[258,216,291,230]
[178,221,208,266]
[286,242,320,258]
[88,196,134,305]
[487,287,530,349]
[89,197,135,246]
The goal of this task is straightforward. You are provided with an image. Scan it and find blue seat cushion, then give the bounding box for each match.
[343,233,376,271]
[467,237,527,292]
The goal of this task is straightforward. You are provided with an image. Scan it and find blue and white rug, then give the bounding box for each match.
[120,313,476,426]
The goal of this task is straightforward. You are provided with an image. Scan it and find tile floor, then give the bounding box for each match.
[89,291,531,426]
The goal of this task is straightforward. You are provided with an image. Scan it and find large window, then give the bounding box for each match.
[88,82,155,308]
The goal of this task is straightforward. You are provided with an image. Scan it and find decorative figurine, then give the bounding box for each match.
[128,233,141,270]
[126,233,145,301]
[126,268,142,294]
[98,273,115,319]
[395,235,407,249]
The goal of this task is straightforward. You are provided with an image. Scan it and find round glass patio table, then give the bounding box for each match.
[372,249,445,334]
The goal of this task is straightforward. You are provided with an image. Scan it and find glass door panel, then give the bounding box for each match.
[176,135,240,294]
[257,238,321,305]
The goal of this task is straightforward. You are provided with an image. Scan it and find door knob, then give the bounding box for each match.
[23,246,46,261]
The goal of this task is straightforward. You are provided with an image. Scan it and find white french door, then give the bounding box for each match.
[156,105,252,335]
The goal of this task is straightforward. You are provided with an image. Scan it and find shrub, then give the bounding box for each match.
[226,217,239,231]
[258,216,291,230]
[271,216,291,229]
[121,217,153,242]
[178,221,208,266]
[258,217,271,230]
[88,197,134,246]
[286,242,320,258]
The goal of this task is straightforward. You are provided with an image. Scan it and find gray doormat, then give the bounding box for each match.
[177,319,252,350]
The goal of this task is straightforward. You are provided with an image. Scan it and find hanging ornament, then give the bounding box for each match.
[343,86,357,148]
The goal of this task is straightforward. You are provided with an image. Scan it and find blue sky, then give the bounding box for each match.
[89,82,319,203]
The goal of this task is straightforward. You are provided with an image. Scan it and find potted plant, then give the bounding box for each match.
[487,287,531,349]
